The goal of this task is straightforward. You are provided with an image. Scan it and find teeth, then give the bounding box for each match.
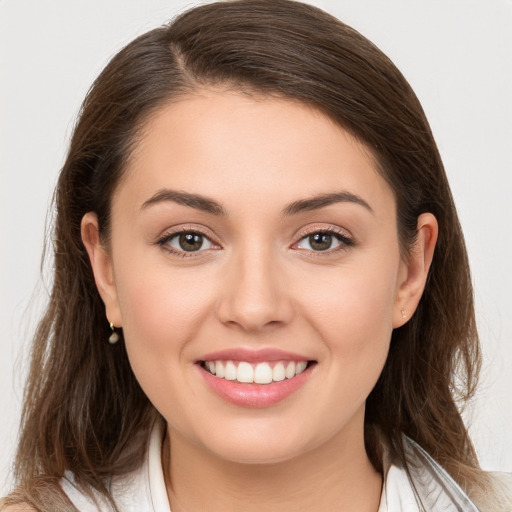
[225,361,237,380]
[254,362,273,384]
[237,362,254,383]
[296,361,307,375]
[215,361,225,378]
[285,361,296,379]
[203,360,309,384]
[272,362,285,382]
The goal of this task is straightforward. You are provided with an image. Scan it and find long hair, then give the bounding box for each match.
[4,0,483,509]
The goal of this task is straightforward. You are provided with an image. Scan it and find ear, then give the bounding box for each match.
[393,213,438,328]
[81,212,123,327]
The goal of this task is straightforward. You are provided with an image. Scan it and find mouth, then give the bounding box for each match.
[196,352,317,407]
[199,359,314,384]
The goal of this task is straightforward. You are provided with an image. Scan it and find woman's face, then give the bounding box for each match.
[84,89,435,464]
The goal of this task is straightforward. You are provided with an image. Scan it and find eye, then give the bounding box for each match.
[295,231,352,252]
[159,231,216,254]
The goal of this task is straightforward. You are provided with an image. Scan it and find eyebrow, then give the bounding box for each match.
[140,189,373,217]
[141,189,226,215]
[282,192,373,216]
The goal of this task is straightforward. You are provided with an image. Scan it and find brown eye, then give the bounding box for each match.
[178,233,205,251]
[308,233,333,251]
[295,230,352,252]
[162,231,215,253]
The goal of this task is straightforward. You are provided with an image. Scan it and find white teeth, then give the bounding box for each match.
[254,362,273,384]
[272,362,286,382]
[285,361,296,379]
[215,361,225,378]
[237,362,254,383]
[204,360,310,384]
[296,361,307,375]
[224,361,237,380]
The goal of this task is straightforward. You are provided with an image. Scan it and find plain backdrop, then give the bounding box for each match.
[1,0,511,495]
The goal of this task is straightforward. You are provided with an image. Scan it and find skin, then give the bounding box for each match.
[82,89,437,512]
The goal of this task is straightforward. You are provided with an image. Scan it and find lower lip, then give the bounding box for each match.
[198,363,314,408]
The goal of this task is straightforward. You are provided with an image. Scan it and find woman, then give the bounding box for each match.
[2,1,511,510]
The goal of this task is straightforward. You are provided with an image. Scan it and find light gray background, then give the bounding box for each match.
[1,0,511,495]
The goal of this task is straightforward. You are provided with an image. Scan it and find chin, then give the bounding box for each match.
[212,442,304,466]
[195,423,319,466]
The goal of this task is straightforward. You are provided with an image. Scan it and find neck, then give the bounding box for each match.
[162,416,383,512]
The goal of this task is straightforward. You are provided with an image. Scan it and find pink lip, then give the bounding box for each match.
[197,361,315,408]
[198,348,310,363]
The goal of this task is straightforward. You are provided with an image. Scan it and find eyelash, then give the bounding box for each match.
[292,226,354,254]
[155,226,354,258]
[156,228,219,257]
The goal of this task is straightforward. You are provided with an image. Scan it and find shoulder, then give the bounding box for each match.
[490,470,512,491]
[61,419,169,512]
[471,472,512,512]
[403,436,512,512]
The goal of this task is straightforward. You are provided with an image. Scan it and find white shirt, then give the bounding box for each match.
[60,420,480,512]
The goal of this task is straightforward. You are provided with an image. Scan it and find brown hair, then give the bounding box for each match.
[3,0,483,509]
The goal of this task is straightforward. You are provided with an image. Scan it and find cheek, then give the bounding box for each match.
[296,257,399,382]
[303,265,397,337]
[113,266,219,426]
[113,259,216,377]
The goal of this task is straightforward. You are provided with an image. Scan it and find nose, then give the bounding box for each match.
[216,246,294,332]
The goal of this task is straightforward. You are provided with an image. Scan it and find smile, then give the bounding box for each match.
[197,351,316,407]
[202,360,309,384]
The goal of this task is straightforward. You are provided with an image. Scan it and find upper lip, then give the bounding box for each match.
[198,348,312,363]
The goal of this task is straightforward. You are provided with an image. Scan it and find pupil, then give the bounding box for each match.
[310,233,332,251]
[179,233,203,251]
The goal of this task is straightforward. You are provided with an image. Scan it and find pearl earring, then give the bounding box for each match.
[401,309,407,320]
[109,322,120,344]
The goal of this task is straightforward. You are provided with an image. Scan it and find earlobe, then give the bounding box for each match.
[393,213,438,328]
[81,212,123,327]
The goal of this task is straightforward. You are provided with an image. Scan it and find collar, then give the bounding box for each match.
[378,435,479,511]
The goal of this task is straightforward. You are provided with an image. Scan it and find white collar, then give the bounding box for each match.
[378,435,479,511]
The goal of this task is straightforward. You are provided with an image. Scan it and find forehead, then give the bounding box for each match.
[117,89,395,216]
